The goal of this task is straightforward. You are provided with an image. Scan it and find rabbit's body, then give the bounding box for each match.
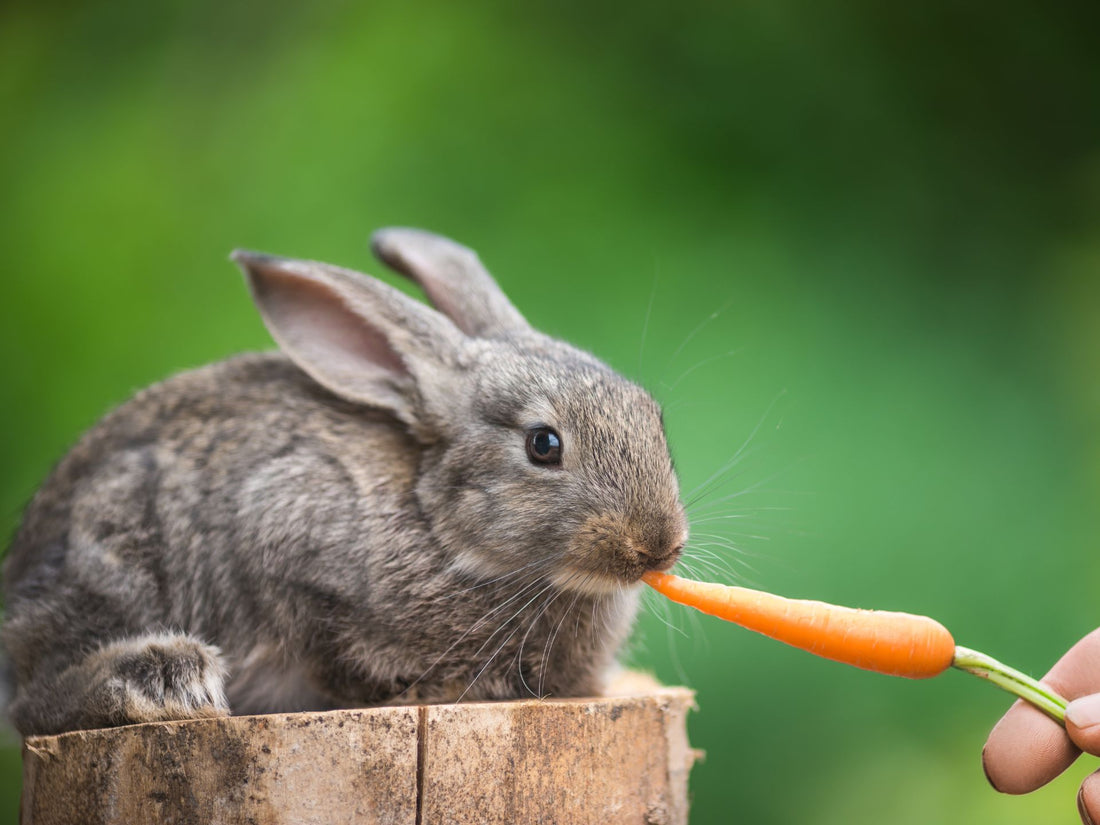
[2,230,685,736]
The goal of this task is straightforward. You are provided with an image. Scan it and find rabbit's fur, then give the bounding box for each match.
[2,229,687,736]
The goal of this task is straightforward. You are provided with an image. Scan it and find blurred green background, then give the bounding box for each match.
[2,0,1099,822]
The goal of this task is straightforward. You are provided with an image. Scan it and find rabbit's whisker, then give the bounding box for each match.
[637,268,659,378]
[513,572,579,688]
[443,558,556,599]
[678,552,735,583]
[514,571,583,698]
[543,590,586,695]
[398,571,553,699]
[683,390,786,507]
[643,588,688,638]
[662,299,735,374]
[467,578,557,662]
[660,348,745,394]
[687,508,791,524]
[685,544,745,567]
[537,582,586,697]
[686,537,749,556]
[683,449,758,510]
[687,473,794,513]
[456,579,561,703]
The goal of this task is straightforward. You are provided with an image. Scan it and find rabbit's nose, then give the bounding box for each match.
[634,538,683,572]
[641,521,688,563]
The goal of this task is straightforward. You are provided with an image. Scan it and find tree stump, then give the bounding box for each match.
[20,687,697,825]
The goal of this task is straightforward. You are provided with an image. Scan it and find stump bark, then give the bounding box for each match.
[21,687,697,825]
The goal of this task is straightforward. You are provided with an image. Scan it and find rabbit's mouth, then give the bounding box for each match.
[555,514,686,595]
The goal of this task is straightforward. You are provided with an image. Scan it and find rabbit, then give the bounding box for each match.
[1,228,688,736]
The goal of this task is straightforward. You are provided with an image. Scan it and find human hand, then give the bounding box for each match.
[983,629,1100,824]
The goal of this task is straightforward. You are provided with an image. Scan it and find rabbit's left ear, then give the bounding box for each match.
[231,250,467,437]
[370,228,530,339]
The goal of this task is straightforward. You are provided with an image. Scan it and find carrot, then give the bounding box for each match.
[642,570,955,679]
[643,570,1072,723]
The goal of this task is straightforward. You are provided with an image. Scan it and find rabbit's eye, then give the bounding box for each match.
[526,427,562,466]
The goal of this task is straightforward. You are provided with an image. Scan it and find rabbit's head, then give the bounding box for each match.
[233,229,686,596]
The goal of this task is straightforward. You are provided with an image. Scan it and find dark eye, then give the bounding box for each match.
[525,427,562,466]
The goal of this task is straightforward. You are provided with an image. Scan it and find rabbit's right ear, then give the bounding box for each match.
[370,228,530,339]
[231,250,467,436]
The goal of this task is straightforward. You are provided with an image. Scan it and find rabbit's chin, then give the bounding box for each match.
[549,568,644,597]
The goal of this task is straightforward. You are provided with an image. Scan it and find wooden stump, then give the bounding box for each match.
[21,687,697,825]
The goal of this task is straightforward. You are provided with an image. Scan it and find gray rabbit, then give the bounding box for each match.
[1,229,687,736]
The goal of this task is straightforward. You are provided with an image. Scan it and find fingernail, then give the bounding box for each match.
[1078,786,1095,825]
[1067,694,1100,729]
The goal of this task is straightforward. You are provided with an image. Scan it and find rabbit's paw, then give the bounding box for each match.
[99,633,229,724]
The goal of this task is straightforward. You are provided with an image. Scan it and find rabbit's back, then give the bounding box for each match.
[3,353,423,693]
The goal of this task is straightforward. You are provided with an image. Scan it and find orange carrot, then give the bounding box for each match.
[642,570,956,679]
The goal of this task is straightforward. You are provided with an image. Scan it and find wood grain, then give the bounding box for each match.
[21,688,697,825]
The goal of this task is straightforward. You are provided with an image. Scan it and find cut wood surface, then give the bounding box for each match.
[21,686,697,825]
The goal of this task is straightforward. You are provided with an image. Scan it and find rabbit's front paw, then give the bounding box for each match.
[99,633,229,724]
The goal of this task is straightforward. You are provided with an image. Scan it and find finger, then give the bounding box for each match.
[1079,769,1100,825]
[983,700,1079,794]
[983,629,1100,794]
[1043,630,1100,704]
[1068,694,1100,756]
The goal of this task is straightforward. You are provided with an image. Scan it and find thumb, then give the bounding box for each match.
[1066,694,1100,756]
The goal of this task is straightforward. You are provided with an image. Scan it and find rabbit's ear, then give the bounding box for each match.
[231,250,466,434]
[370,228,530,339]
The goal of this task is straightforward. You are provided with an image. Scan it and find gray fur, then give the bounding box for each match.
[1,229,687,736]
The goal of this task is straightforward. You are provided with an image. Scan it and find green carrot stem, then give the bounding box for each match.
[952,645,1068,725]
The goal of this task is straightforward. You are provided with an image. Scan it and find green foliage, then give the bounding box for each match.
[2,1,1098,822]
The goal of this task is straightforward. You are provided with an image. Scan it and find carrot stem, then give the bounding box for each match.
[951,646,1067,724]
